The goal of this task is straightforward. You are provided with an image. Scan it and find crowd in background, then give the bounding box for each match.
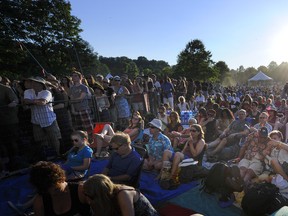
[1,71,288,173]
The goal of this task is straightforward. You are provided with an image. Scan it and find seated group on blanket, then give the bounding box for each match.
[29,161,159,216]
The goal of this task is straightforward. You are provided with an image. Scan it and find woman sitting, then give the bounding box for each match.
[171,118,197,150]
[161,124,206,182]
[61,130,93,179]
[30,161,91,216]
[94,111,144,158]
[83,174,159,216]
[164,111,183,142]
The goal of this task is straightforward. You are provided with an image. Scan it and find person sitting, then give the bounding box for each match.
[236,127,288,185]
[172,118,197,150]
[102,132,142,185]
[267,130,288,181]
[83,174,159,216]
[201,109,217,143]
[176,96,190,113]
[249,111,273,133]
[61,130,93,179]
[157,105,169,131]
[144,119,173,171]
[216,108,235,135]
[30,161,91,216]
[207,109,250,161]
[93,111,144,158]
[164,111,183,143]
[161,124,206,182]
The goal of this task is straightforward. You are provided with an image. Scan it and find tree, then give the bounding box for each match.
[175,39,215,80]
[214,61,230,82]
[0,0,99,78]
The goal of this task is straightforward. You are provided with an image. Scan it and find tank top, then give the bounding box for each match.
[42,182,91,216]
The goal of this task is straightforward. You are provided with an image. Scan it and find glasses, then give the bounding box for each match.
[71,139,79,143]
[190,129,198,132]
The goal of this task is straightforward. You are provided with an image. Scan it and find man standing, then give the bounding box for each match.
[69,71,94,141]
[0,76,19,170]
[23,76,61,156]
[161,76,175,110]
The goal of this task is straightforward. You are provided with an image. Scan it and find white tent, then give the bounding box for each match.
[248,71,273,81]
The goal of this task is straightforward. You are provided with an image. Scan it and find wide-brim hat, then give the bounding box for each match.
[27,76,47,85]
[149,118,162,131]
[92,82,104,93]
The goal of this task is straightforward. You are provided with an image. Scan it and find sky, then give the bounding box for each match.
[69,0,288,70]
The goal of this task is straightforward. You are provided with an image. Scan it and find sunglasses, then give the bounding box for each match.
[259,116,266,119]
[190,129,198,132]
[71,138,79,143]
[150,126,157,129]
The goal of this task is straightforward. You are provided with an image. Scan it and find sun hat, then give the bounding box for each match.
[259,127,268,137]
[27,76,46,85]
[92,82,104,93]
[148,118,162,131]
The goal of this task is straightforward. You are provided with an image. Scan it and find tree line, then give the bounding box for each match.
[1,0,288,84]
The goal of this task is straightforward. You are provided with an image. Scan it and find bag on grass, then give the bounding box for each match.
[178,159,208,183]
[202,162,244,201]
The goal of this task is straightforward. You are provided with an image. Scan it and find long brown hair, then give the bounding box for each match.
[83,174,120,216]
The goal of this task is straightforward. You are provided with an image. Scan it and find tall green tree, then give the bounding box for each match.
[214,61,230,82]
[175,39,215,80]
[0,0,99,78]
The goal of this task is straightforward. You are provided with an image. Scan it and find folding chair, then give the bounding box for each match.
[128,145,147,188]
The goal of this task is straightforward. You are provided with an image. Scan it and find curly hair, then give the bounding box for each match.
[30,161,66,195]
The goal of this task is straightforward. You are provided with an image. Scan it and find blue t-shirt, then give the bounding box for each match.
[161,82,174,98]
[66,145,93,174]
[107,148,141,179]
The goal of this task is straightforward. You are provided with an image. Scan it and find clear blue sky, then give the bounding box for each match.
[69,0,288,70]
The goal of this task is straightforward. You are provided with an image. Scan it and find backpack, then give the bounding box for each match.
[179,164,208,183]
[241,182,288,216]
[202,162,244,201]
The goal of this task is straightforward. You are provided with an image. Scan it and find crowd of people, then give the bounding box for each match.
[2,71,288,215]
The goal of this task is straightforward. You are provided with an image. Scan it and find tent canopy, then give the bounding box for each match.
[248,71,273,81]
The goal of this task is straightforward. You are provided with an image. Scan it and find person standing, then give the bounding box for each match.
[69,71,94,141]
[161,76,175,111]
[0,77,19,171]
[23,76,61,157]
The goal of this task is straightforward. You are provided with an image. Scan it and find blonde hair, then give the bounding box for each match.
[110,132,131,146]
[83,174,119,216]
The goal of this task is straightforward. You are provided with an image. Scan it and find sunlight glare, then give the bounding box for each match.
[270,25,288,61]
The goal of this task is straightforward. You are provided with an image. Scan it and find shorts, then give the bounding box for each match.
[33,120,61,142]
[170,152,189,162]
[238,158,263,176]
